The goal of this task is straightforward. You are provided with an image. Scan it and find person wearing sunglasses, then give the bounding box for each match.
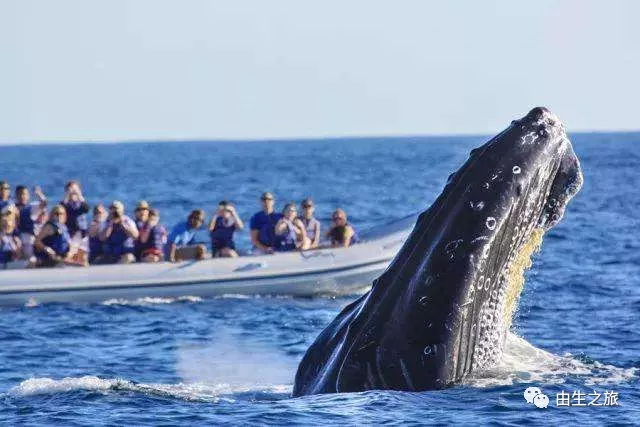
[327,208,359,248]
[98,200,139,264]
[167,209,207,262]
[274,203,310,251]
[34,205,78,267]
[0,207,23,269]
[249,192,283,254]
[209,200,244,258]
[133,200,151,261]
[299,198,320,249]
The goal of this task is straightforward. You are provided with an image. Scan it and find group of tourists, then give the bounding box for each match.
[0,181,359,269]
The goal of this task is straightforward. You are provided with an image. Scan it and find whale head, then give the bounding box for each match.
[293,107,583,395]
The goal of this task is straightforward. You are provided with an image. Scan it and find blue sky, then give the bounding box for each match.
[1,1,639,143]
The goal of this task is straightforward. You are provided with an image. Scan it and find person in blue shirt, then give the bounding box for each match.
[167,209,207,262]
[249,192,282,254]
[15,185,48,261]
[0,181,12,212]
[209,201,244,257]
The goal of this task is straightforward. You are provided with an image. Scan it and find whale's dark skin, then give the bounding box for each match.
[293,107,583,396]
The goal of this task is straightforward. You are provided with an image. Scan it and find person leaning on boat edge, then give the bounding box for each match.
[209,201,243,258]
[249,192,282,254]
[167,209,207,262]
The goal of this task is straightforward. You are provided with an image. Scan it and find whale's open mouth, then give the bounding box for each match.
[293,107,584,396]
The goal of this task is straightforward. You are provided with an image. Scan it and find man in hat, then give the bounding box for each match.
[98,200,139,264]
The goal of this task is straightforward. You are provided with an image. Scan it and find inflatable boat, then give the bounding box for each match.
[0,215,416,306]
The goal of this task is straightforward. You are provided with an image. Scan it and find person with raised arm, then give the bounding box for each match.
[209,201,244,258]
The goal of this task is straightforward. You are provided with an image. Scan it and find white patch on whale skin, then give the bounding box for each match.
[485,217,497,230]
[512,166,521,175]
[470,201,485,211]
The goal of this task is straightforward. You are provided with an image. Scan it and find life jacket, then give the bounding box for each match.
[16,202,35,235]
[89,220,106,263]
[0,232,19,264]
[275,219,298,252]
[41,221,71,256]
[105,218,136,256]
[211,216,236,250]
[301,217,319,242]
[62,200,89,237]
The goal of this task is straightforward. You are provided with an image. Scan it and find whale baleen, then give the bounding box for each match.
[293,107,583,396]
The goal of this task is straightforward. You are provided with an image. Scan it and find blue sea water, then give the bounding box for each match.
[0,134,639,425]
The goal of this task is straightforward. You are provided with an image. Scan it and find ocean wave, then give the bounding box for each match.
[8,375,291,403]
[101,296,203,306]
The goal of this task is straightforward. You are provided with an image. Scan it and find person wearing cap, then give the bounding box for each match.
[327,208,359,247]
[209,201,244,257]
[249,192,283,254]
[34,204,82,267]
[138,208,167,263]
[300,198,320,249]
[98,200,139,264]
[274,202,309,251]
[0,181,12,212]
[167,209,207,262]
[133,200,151,260]
[14,185,48,260]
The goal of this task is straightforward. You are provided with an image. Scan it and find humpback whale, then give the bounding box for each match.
[293,107,583,396]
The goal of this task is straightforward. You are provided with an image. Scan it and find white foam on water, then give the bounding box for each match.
[101,295,203,306]
[8,375,291,403]
[466,333,637,388]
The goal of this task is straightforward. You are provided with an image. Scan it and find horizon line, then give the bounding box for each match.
[1,129,638,147]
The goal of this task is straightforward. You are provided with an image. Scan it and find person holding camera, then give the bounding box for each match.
[138,208,167,263]
[208,201,244,258]
[98,200,139,264]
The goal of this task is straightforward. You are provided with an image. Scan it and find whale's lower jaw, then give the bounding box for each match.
[468,228,544,375]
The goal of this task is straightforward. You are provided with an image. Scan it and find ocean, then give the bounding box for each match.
[0,133,638,425]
